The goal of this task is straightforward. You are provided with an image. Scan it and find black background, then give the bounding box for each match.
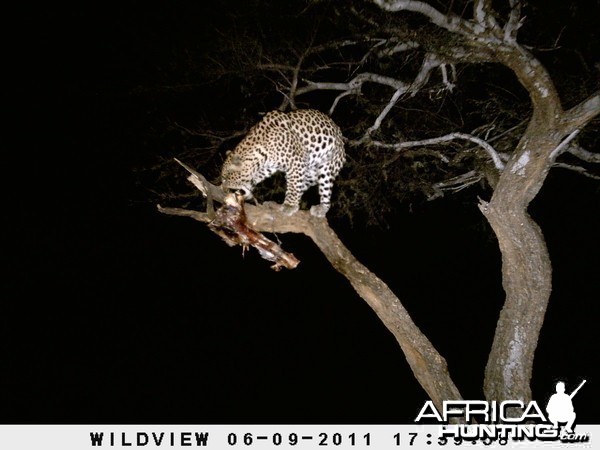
[5,1,599,424]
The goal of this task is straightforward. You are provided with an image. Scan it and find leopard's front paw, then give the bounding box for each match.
[281,204,299,216]
[309,204,329,218]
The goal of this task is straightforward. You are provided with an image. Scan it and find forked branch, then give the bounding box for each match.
[162,160,299,271]
[158,164,464,411]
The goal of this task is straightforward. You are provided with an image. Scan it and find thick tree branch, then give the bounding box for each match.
[158,173,464,411]
[498,50,562,124]
[562,91,600,131]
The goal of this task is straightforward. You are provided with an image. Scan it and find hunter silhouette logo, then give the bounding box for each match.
[414,379,590,443]
[546,380,586,434]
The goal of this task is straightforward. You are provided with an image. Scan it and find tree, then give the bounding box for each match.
[156,0,599,412]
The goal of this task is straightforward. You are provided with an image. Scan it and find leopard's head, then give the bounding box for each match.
[220,151,261,200]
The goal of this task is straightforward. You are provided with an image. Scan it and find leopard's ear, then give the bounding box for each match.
[229,154,243,169]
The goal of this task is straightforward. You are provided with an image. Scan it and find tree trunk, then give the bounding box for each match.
[480,121,561,403]
[479,40,600,403]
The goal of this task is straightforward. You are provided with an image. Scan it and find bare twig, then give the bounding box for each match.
[474,0,498,30]
[364,132,505,170]
[504,0,523,43]
[174,124,248,142]
[297,72,408,96]
[174,158,224,211]
[329,90,357,115]
[377,40,420,57]
[306,38,383,56]
[428,170,484,200]
[552,163,600,180]
[361,53,445,140]
[549,129,581,161]
[566,144,600,163]
[439,64,456,92]
[373,0,485,36]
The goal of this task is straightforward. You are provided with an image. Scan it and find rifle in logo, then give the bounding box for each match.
[569,380,586,399]
[546,380,586,434]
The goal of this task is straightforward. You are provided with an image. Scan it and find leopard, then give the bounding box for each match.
[220,109,346,217]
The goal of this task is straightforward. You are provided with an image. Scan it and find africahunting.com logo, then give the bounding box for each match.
[415,380,590,444]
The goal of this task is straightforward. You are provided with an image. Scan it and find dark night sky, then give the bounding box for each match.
[5,1,600,424]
